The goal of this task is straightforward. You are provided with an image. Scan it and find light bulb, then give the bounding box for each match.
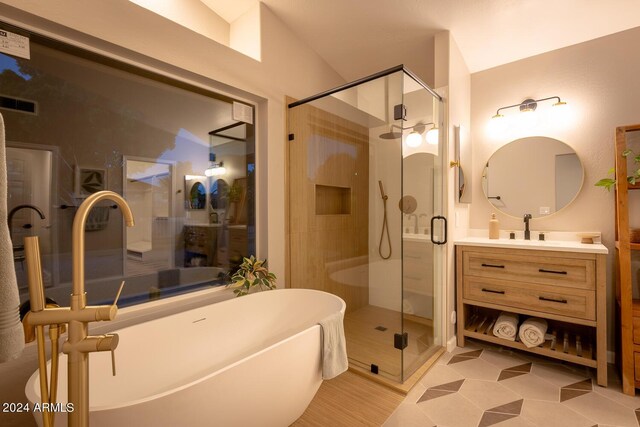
[405,131,422,148]
[551,100,572,127]
[204,165,226,176]
[487,114,507,138]
[517,109,538,129]
[426,128,439,145]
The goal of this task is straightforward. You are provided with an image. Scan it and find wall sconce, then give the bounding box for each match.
[204,153,226,177]
[491,96,567,121]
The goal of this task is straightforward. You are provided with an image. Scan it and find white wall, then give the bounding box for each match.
[435,31,471,349]
[471,26,640,352]
[0,2,345,424]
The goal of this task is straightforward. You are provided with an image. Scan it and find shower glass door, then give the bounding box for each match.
[287,66,444,384]
[400,73,444,380]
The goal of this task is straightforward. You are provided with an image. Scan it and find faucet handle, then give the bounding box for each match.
[113,281,125,306]
[96,333,119,376]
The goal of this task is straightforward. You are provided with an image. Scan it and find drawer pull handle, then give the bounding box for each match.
[481,263,505,269]
[481,288,505,294]
[539,296,568,304]
[538,268,567,275]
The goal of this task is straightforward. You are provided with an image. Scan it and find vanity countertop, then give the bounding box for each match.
[454,236,608,254]
[184,223,248,229]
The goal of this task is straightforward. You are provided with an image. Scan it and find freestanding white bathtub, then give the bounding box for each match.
[26,289,346,426]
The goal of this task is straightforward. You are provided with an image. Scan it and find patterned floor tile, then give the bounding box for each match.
[520,400,595,427]
[448,349,484,365]
[390,342,638,427]
[480,349,529,370]
[477,399,523,427]
[403,382,427,405]
[530,362,592,387]
[416,392,483,427]
[500,370,559,401]
[382,403,436,427]
[478,411,518,427]
[449,357,502,381]
[592,383,640,410]
[487,399,524,415]
[458,379,522,411]
[492,416,538,427]
[560,379,593,402]
[419,363,465,389]
[436,351,453,365]
[417,379,465,403]
[563,391,639,426]
[498,363,533,381]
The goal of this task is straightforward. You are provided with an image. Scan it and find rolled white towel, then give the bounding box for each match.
[519,317,548,348]
[493,312,519,341]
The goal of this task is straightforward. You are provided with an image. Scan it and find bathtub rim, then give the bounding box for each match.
[25,288,345,412]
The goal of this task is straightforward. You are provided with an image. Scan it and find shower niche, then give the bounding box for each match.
[287,66,445,386]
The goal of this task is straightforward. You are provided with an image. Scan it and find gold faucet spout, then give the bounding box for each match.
[67,190,134,427]
[72,191,134,303]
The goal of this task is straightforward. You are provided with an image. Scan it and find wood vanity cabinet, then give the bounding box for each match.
[184,225,217,266]
[456,244,607,386]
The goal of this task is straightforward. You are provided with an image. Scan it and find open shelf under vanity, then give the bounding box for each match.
[463,306,596,368]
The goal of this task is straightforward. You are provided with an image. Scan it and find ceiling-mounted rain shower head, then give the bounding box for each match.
[379,122,429,140]
[379,127,402,139]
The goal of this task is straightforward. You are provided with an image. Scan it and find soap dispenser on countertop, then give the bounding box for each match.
[489,213,499,239]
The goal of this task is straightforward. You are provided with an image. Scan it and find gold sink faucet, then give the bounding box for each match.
[25,191,134,427]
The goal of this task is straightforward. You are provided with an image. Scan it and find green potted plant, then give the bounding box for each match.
[227,255,277,297]
[595,149,640,190]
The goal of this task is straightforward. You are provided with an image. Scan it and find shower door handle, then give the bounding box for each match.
[430,216,447,245]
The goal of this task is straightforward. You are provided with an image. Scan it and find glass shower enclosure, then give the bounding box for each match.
[287,66,445,383]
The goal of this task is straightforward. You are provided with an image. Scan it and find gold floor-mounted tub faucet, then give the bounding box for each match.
[25,191,135,427]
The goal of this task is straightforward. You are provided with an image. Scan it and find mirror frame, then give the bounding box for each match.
[482,136,584,219]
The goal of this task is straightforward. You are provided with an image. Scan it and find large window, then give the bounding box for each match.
[1,24,256,307]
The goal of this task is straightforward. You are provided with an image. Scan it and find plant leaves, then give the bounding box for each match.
[595,178,616,191]
[623,149,633,157]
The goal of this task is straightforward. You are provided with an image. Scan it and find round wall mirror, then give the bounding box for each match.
[210,178,229,210]
[189,182,206,210]
[482,136,583,218]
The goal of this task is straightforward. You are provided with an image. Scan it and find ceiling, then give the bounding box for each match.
[212,0,640,82]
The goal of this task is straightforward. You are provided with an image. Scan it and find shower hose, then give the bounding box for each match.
[378,181,392,259]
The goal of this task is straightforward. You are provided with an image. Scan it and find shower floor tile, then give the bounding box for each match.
[343,305,434,380]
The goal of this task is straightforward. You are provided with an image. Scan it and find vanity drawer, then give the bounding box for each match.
[463,276,595,320]
[633,316,640,344]
[463,251,594,290]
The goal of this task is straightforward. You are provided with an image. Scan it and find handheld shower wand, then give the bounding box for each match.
[378,181,392,259]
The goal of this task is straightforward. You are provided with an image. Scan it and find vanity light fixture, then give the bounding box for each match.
[204,161,226,177]
[491,96,567,121]
[204,153,226,177]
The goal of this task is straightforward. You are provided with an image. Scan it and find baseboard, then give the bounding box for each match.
[447,335,457,353]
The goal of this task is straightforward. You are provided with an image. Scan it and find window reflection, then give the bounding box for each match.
[1,35,256,308]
